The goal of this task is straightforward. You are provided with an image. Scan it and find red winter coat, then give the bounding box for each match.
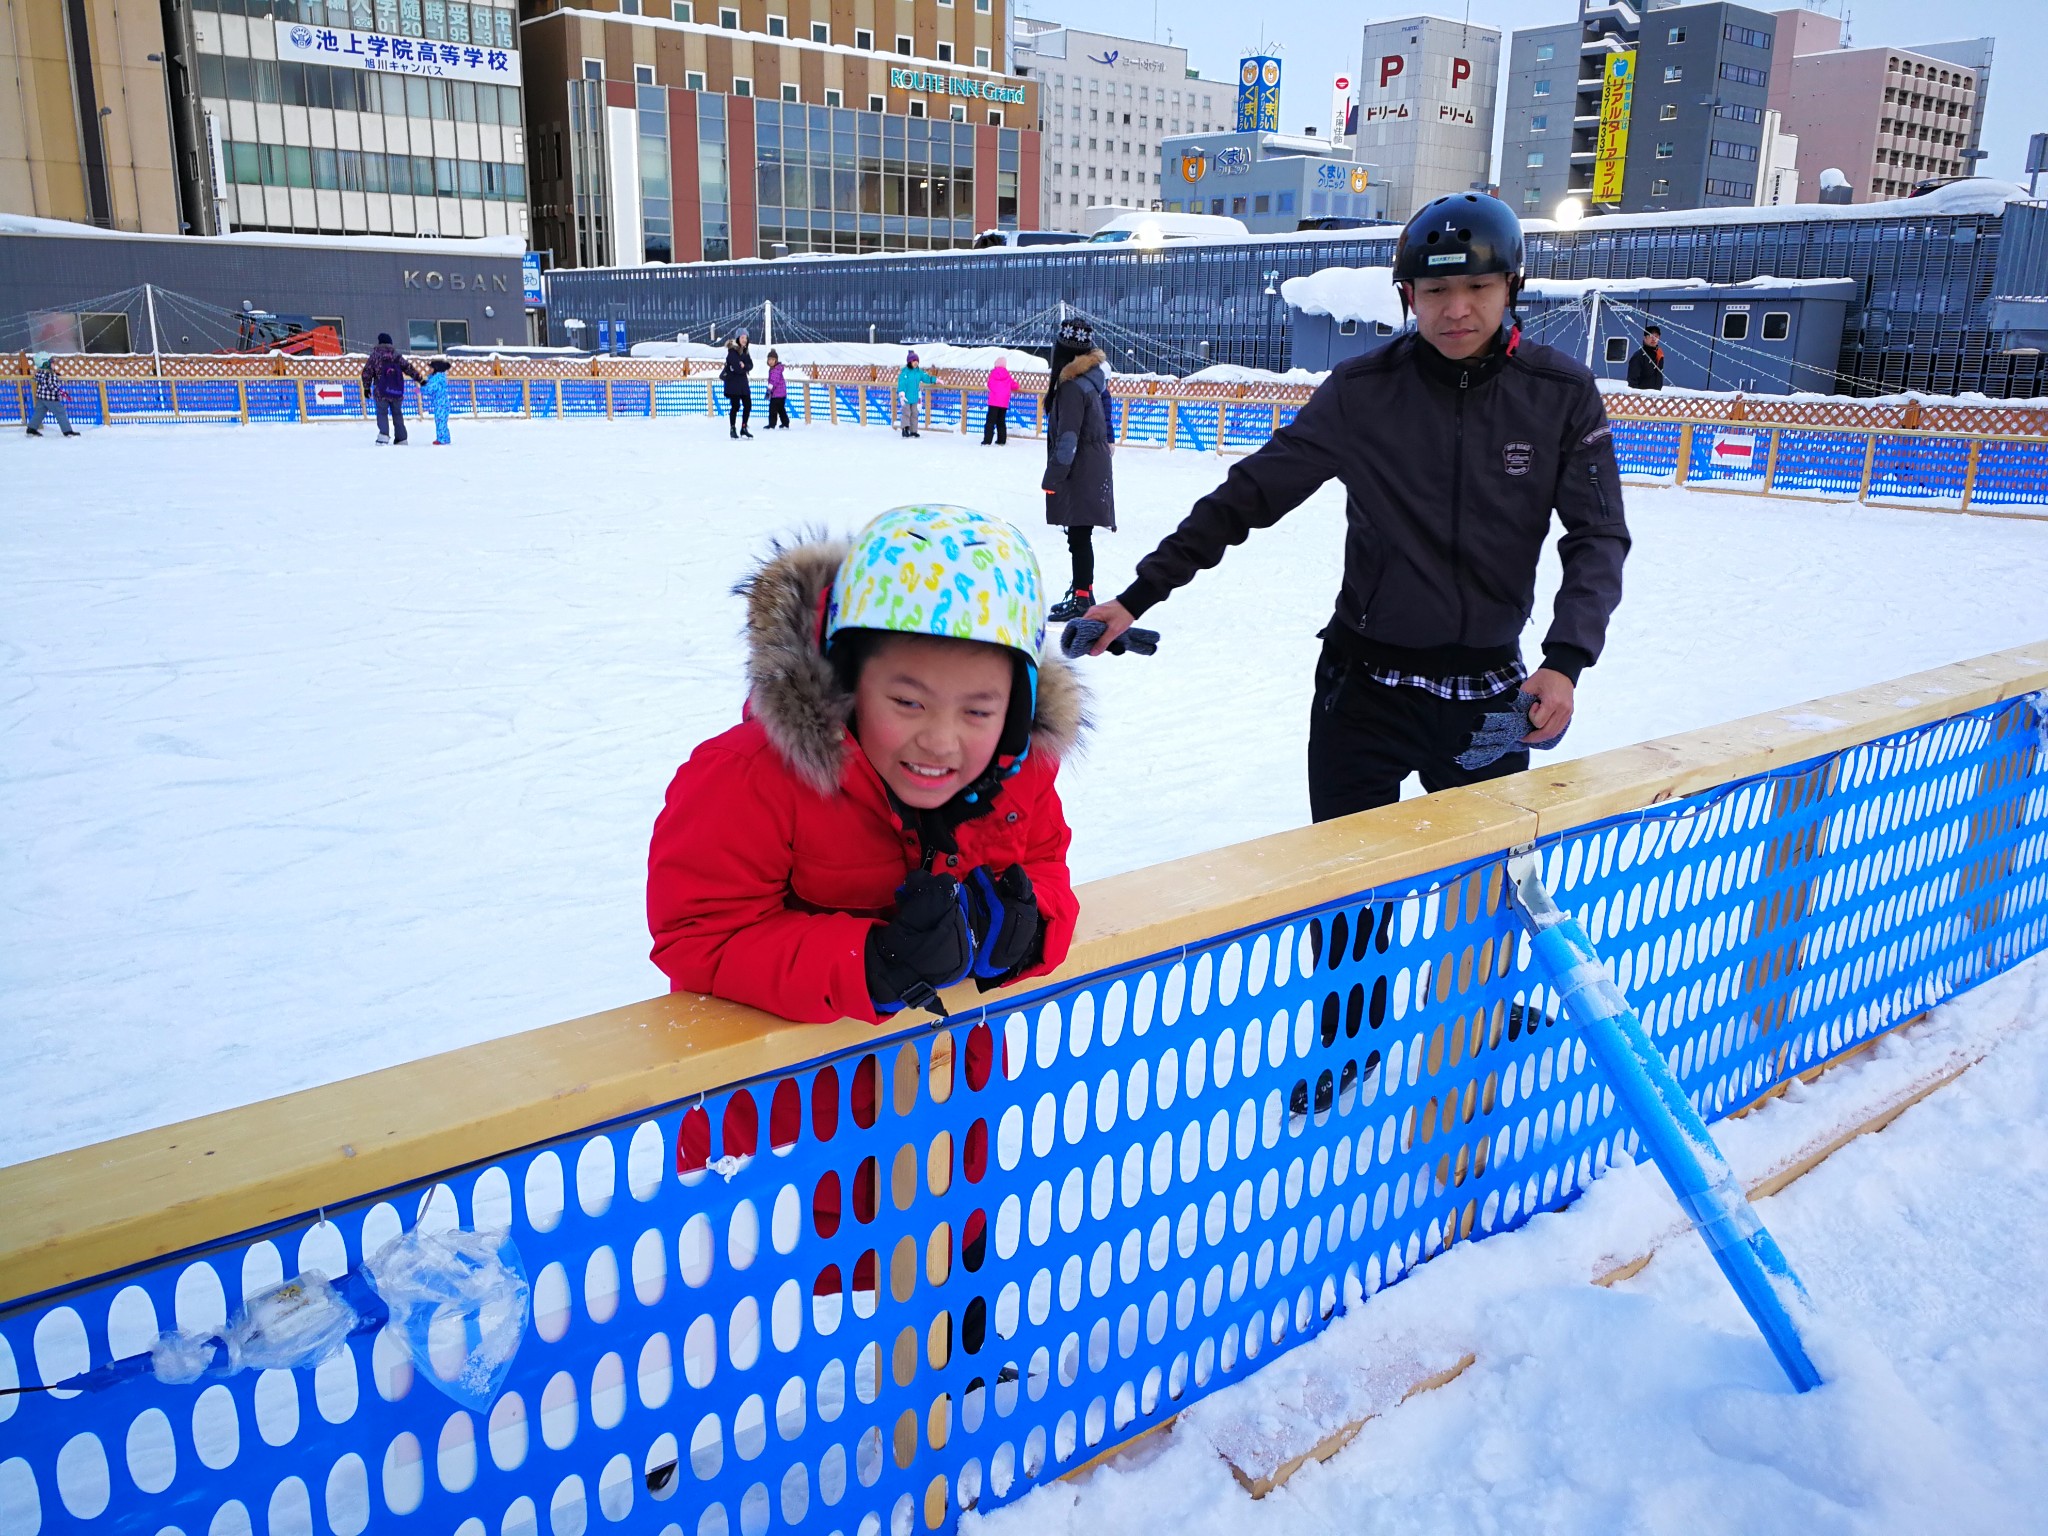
[647,537,1088,1024]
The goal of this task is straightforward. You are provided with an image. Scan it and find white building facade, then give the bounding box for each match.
[1009,23,1229,233]
[1355,15,1500,221]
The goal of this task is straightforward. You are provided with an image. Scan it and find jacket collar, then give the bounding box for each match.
[1412,326,1514,391]
[1058,348,1107,385]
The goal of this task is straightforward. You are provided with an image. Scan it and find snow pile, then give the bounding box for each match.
[969,956,2048,1533]
[0,211,525,257]
[1523,275,1857,301]
[629,339,1049,373]
[1279,266,1405,329]
[5,419,2048,1162]
[1182,365,1331,386]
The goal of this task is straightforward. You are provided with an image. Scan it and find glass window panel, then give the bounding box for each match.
[499,85,520,122]
[414,153,434,191]
[458,158,481,195]
[436,156,459,194]
[423,0,445,40]
[447,2,468,43]
[505,163,524,197]
[375,0,398,27]
[313,147,339,187]
[454,81,476,121]
[406,76,430,116]
[353,0,374,25]
[430,80,452,118]
[476,81,499,124]
[399,0,421,34]
[364,150,387,191]
[253,59,280,102]
[230,140,261,183]
[286,144,313,186]
[199,53,227,99]
[495,7,513,47]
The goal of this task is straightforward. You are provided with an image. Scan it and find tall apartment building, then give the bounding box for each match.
[1006,23,1226,233]
[1499,1,1777,216]
[521,1,1037,267]
[183,1,530,240]
[1353,15,1500,221]
[1497,22,1577,219]
[2,0,188,233]
[1766,8,1986,203]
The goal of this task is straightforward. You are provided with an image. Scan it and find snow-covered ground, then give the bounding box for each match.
[5,416,2048,1167]
[971,955,2048,1535]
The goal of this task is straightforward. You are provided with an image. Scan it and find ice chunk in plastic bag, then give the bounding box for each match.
[364,1227,531,1411]
[151,1270,360,1385]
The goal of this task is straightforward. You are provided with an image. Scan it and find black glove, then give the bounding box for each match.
[1061,618,1160,658]
[964,864,1042,985]
[865,871,973,1017]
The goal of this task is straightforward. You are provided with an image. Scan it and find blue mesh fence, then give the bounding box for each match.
[1768,430,1867,497]
[3,691,2044,1532]
[1867,434,1972,504]
[1610,420,1683,481]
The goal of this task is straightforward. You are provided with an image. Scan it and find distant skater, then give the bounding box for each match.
[24,352,79,437]
[423,358,454,445]
[362,333,425,445]
[723,331,755,438]
[896,351,935,438]
[1041,317,1116,622]
[982,357,1013,445]
[765,350,792,429]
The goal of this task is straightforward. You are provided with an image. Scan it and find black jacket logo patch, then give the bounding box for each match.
[1502,441,1534,476]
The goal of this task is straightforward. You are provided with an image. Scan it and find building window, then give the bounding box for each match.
[1230,195,1246,215]
[937,43,953,63]
[672,3,692,18]
[824,88,842,106]
[1720,63,1767,88]
[855,28,873,49]
[1721,311,1750,340]
[1651,178,1670,195]
[949,103,967,120]
[1535,44,1553,61]
[718,7,737,28]
[1724,23,1772,50]
[1252,193,1268,212]
[1668,27,1686,44]
[686,71,706,90]
[1663,66,1683,83]
[1532,79,1551,96]
[438,319,469,349]
[896,34,913,55]
[634,64,654,84]
[1605,336,1629,363]
[1526,151,1545,168]
[732,76,751,96]
[1660,103,1678,121]
[1278,190,1295,212]
[1710,139,1760,163]
[810,21,828,42]
[1531,114,1548,131]
[766,15,785,37]
[868,94,885,111]
[781,83,798,102]
[987,109,1003,125]
[908,99,925,117]
[976,0,990,11]
[975,47,991,68]
[1656,141,1675,158]
[1705,177,1755,198]
[1762,312,1790,340]
[582,58,603,80]
[1714,103,1763,124]
[1521,187,1540,206]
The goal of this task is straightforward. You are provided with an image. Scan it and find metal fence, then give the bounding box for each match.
[3,659,2045,1533]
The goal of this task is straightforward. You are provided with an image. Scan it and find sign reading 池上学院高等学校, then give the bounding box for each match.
[273,21,517,84]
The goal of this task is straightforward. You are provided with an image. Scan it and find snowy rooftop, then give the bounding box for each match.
[0,212,527,260]
[1523,178,2032,234]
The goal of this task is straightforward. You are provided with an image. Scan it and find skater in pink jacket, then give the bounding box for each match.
[982,358,1014,446]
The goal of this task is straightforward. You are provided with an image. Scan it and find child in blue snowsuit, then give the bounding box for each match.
[423,358,453,445]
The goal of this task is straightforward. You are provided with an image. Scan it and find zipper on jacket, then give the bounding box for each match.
[1451,369,1469,643]
[1587,461,1613,521]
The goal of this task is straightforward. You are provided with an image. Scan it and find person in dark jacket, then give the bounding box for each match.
[1081,193,1631,821]
[361,333,425,445]
[722,332,755,438]
[1626,325,1666,390]
[1041,316,1117,623]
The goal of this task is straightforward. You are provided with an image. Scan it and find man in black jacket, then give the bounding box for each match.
[1627,325,1666,389]
[1080,192,1631,821]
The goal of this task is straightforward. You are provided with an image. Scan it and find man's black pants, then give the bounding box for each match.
[1307,645,1528,823]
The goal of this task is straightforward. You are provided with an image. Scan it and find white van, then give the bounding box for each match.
[1085,211,1251,247]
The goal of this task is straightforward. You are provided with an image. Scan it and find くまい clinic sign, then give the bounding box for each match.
[273,20,517,83]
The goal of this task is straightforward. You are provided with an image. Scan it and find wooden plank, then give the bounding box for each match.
[1228,1355,1476,1499]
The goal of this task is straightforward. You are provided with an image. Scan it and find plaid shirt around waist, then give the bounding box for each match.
[1358,657,1528,702]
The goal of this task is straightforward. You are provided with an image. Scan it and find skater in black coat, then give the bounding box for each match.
[1041,316,1117,622]
[1626,326,1666,390]
[722,333,755,437]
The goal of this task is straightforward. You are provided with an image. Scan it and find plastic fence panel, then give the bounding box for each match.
[962,392,989,433]
[1008,397,1043,437]
[1768,430,1867,498]
[1221,403,1273,451]
[1275,404,1300,433]
[1683,424,1770,489]
[1119,399,1170,448]
[444,380,477,417]
[104,383,177,421]
[561,382,608,418]
[928,390,964,433]
[865,388,896,427]
[1965,440,2048,509]
[1867,434,1971,505]
[244,382,300,423]
[653,382,709,418]
[1611,420,1683,482]
[0,382,23,423]
[529,382,561,419]
[5,696,2043,1533]
[613,381,653,419]
[303,383,367,421]
[1174,402,1221,453]
[475,382,527,418]
[833,386,865,425]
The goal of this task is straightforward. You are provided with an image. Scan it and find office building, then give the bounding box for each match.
[1007,23,1227,233]
[1497,21,1577,218]
[1158,127,1380,232]
[521,0,1038,267]
[1353,15,1499,221]
[1766,9,1986,202]
[2,0,188,233]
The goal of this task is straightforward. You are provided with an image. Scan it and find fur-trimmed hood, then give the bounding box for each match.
[736,536,1090,797]
[1057,347,1107,385]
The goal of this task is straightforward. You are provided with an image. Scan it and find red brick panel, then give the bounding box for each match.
[727,92,758,260]
[1018,129,1041,230]
[671,89,703,264]
[974,123,998,231]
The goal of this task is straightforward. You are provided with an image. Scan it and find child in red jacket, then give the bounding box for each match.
[648,505,1087,1023]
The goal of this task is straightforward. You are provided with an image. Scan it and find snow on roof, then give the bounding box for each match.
[1521,275,1860,300]
[1522,178,2031,234]
[1280,267,1406,328]
[0,212,526,260]
[630,339,1050,372]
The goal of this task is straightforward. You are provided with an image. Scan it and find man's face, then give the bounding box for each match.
[1406,273,1512,361]
[1645,330,1661,347]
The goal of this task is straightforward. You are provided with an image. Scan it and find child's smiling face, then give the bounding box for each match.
[851,634,1014,810]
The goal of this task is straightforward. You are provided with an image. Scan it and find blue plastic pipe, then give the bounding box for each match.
[1506,851,1825,1393]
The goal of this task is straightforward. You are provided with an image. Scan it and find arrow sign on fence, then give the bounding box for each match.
[1710,430,1758,470]
[312,383,345,408]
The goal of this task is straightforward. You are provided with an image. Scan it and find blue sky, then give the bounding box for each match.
[1016,1,2039,185]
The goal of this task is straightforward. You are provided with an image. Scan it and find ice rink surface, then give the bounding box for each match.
[7,415,2048,1163]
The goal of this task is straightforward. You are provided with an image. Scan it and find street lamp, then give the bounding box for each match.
[1261,269,1282,372]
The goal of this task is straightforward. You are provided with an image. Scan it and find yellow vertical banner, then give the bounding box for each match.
[1592,50,1635,205]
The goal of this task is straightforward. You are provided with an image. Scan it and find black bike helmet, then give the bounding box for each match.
[1391,192,1526,288]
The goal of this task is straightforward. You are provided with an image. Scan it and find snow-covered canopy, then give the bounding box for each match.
[0,211,526,258]
[1279,267,1406,328]
[1521,177,2030,234]
[629,339,1049,372]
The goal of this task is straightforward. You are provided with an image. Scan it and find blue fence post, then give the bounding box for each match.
[1504,851,1825,1393]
